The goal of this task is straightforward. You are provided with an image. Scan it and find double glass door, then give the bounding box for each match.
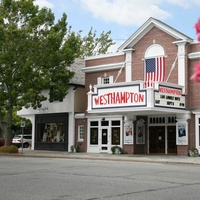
[149,126,165,153]
[100,126,121,153]
[149,126,177,154]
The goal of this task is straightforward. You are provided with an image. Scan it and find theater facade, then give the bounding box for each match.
[82,17,200,155]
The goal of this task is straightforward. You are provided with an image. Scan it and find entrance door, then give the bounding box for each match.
[167,126,177,154]
[149,126,165,154]
[101,128,108,152]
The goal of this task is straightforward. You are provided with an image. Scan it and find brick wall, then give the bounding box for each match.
[85,55,124,67]
[123,145,134,154]
[177,145,188,156]
[131,27,179,83]
[83,21,200,156]
[75,118,87,152]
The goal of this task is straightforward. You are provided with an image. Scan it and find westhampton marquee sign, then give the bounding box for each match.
[91,85,146,109]
[154,85,185,109]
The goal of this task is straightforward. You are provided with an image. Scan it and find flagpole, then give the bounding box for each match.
[166,55,178,82]
[114,63,125,83]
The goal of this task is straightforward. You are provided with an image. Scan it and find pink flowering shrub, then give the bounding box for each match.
[191,18,200,83]
[194,18,200,41]
[190,62,200,82]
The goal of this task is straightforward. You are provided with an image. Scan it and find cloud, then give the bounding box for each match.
[79,0,171,26]
[34,0,54,9]
[166,0,197,8]
[79,0,200,26]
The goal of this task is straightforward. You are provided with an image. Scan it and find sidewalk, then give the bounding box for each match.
[2,148,200,165]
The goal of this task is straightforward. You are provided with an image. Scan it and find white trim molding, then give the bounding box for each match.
[188,52,200,60]
[85,51,124,60]
[82,62,124,73]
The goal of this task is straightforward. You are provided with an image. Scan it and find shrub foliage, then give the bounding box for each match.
[0,145,18,153]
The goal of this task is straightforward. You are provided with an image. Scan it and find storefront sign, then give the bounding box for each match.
[155,85,185,109]
[92,85,146,109]
[176,122,188,145]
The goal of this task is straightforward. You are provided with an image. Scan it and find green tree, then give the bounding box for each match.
[80,28,115,57]
[0,0,81,145]
[0,0,115,145]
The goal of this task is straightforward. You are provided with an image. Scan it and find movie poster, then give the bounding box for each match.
[124,123,133,144]
[176,122,188,145]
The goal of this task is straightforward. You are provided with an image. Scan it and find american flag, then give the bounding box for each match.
[144,57,165,87]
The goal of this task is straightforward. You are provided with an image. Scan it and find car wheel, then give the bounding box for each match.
[23,143,29,148]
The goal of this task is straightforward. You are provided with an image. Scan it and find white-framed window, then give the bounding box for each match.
[102,77,110,84]
[78,125,84,141]
[97,76,113,85]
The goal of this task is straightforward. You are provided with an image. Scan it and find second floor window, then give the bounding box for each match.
[97,76,113,85]
[102,77,110,84]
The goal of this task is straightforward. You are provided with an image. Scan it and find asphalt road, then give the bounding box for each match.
[1,156,200,200]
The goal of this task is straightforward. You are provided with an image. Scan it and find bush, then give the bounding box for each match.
[0,145,18,153]
[70,143,81,153]
[188,148,199,157]
[111,146,122,154]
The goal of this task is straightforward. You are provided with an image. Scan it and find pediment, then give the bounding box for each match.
[118,17,193,51]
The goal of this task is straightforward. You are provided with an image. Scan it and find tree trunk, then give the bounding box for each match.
[5,104,13,146]
[0,101,13,146]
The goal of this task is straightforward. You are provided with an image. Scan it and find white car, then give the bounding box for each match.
[12,134,32,148]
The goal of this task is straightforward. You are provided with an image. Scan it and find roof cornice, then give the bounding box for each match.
[85,51,124,60]
[118,17,193,51]
[82,62,124,73]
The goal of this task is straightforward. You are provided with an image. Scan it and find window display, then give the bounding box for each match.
[37,123,64,143]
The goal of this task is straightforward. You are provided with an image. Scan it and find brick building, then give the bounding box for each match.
[80,17,200,155]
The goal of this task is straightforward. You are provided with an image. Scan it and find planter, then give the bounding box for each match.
[111,146,122,154]
[115,147,120,154]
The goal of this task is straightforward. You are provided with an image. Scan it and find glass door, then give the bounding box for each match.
[101,128,108,151]
[167,126,177,154]
[149,126,165,154]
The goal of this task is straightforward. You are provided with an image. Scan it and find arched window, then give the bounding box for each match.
[144,44,165,87]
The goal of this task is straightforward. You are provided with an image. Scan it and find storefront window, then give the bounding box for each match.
[37,123,64,143]
[101,120,109,126]
[90,121,98,126]
[112,121,120,126]
[90,128,98,145]
[112,127,120,145]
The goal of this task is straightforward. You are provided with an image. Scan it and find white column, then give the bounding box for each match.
[123,48,134,82]
[173,40,186,93]
[23,116,35,150]
[193,111,200,152]
[68,112,74,151]
[146,87,154,108]
[68,87,76,152]
[87,85,93,111]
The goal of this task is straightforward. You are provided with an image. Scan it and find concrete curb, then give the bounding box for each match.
[1,151,200,165]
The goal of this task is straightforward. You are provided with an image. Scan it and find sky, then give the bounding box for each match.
[34,0,200,52]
